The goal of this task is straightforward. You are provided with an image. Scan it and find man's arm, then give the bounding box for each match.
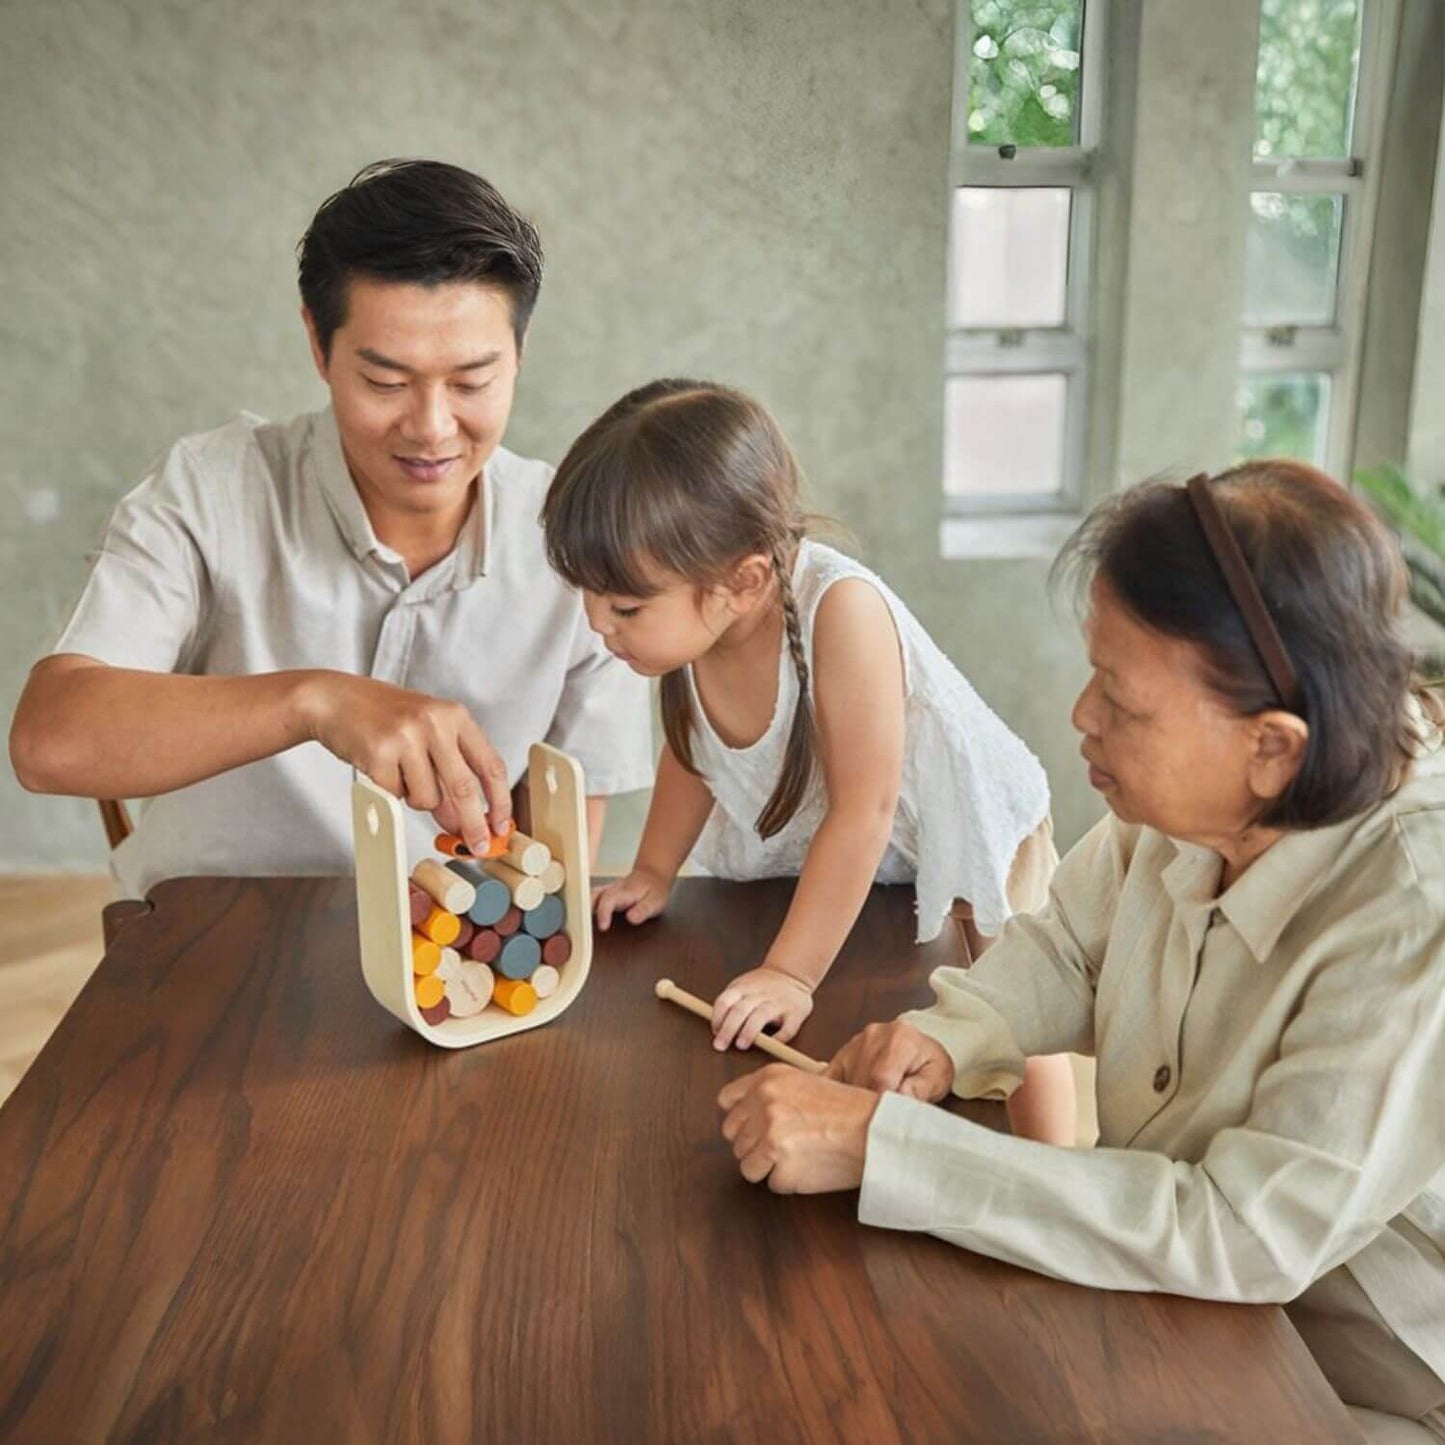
[11,654,513,852]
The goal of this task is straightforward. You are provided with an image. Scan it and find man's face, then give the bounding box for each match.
[305,276,520,526]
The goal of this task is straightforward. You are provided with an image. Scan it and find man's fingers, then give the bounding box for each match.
[456,717,513,831]
[398,748,442,814]
[435,757,492,855]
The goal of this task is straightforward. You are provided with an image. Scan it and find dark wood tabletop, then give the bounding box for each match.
[0,876,1359,1443]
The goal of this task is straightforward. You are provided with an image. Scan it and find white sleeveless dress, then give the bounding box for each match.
[688,540,1050,942]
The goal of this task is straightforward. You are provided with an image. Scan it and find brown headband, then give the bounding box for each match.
[1185,473,1303,714]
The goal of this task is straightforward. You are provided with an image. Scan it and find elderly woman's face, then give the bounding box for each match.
[1072,580,1267,840]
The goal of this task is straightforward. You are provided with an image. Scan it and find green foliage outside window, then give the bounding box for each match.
[1355,465,1445,671]
[1255,0,1362,159]
[1237,375,1326,466]
[966,1,1082,148]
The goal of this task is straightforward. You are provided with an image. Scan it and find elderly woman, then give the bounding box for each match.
[718,462,1445,1442]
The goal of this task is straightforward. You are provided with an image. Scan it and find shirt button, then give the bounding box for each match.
[1153,1065,1172,1093]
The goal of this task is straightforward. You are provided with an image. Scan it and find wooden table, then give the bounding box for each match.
[0,876,1359,1443]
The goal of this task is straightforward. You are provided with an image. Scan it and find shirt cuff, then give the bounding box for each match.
[859,1091,1005,1235]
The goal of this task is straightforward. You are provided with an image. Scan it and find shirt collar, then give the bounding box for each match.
[1213,818,1365,963]
[308,406,493,587]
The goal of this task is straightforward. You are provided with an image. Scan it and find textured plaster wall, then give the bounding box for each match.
[0,0,1299,874]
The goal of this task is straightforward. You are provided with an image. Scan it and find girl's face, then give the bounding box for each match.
[582,557,772,676]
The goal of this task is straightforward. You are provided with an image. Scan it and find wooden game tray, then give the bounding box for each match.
[351,742,592,1048]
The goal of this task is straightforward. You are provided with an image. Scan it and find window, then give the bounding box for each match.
[1236,0,1392,473]
[943,0,1105,516]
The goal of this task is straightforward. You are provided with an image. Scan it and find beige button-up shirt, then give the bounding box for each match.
[861,724,1445,1418]
[52,408,653,897]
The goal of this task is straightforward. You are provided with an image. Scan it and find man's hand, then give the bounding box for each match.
[717,1065,878,1193]
[298,672,511,853]
[826,1020,955,1102]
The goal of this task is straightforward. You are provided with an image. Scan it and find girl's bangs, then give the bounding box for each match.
[543,453,670,598]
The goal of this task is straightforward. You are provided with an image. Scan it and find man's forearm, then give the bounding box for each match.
[11,658,320,799]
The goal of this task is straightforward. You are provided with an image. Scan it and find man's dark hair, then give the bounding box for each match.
[297,159,543,358]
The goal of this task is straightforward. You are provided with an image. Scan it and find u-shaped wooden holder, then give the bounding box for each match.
[352,742,592,1048]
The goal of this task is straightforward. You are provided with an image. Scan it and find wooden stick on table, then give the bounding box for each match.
[654,978,828,1074]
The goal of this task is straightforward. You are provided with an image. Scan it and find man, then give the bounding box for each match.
[10,159,652,894]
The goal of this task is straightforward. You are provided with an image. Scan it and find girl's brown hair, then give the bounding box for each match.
[1053,458,1423,827]
[541,379,815,838]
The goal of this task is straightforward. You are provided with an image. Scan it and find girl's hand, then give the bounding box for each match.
[712,967,814,1051]
[592,866,672,930]
[718,1065,878,1193]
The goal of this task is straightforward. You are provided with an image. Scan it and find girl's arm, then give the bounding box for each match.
[712,580,906,1049]
[594,739,715,929]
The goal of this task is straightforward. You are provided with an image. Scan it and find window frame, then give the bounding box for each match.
[1238,0,1398,476]
[944,0,1107,517]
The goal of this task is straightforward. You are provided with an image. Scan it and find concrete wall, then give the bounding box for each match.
[2,0,1430,875]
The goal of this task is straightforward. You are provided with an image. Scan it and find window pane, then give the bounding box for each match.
[944,373,1068,496]
[1245,192,1344,327]
[1237,373,1330,465]
[1254,0,1362,159]
[949,187,1071,329]
[967,1,1084,149]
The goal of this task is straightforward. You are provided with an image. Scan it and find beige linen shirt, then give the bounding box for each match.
[52,408,653,897]
[861,726,1445,1419]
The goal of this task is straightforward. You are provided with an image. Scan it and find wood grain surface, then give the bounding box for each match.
[0,876,1359,1443]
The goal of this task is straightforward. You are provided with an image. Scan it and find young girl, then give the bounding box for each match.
[541,379,1075,1143]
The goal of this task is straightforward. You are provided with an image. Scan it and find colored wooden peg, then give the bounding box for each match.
[498,829,551,877]
[483,859,544,912]
[467,928,502,964]
[492,978,538,1017]
[497,933,541,980]
[521,895,565,940]
[414,973,446,1010]
[420,997,452,1026]
[411,933,442,976]
[445,962,494,1018]
[434,819,515,861]
[416,904,461,947]
[412,859,474,915]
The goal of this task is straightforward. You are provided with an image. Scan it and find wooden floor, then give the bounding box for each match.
[0,875,113,1105]
[0,874,1097,1140]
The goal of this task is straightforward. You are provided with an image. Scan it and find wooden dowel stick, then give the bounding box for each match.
[654,978,827,1075]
